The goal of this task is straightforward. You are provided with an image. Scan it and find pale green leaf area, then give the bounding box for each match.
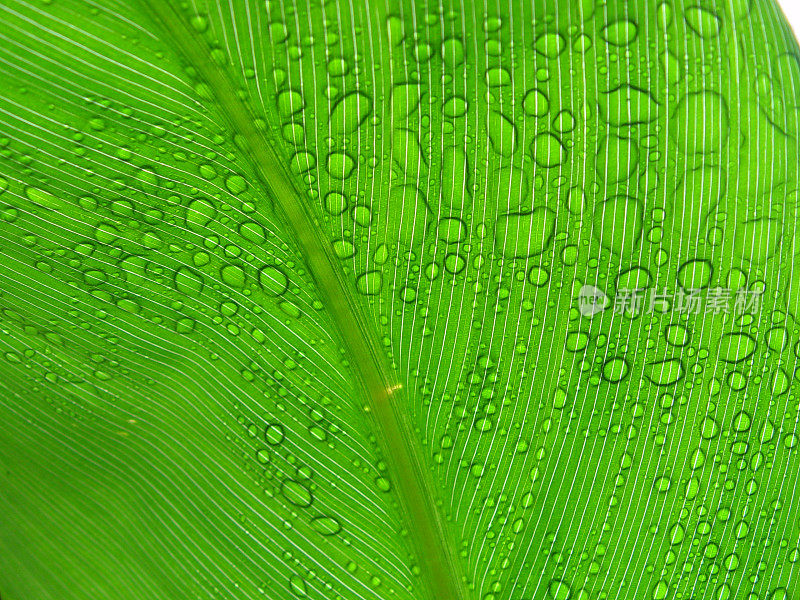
[0,1,799,599]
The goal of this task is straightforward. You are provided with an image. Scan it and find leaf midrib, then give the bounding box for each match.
[135,2,467,599]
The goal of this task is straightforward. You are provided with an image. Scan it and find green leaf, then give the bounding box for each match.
[1,1,800,600]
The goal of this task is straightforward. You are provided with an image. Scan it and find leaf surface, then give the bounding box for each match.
[1,1,800,600]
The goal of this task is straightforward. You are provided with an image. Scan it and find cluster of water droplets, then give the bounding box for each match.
[261,0,800,598]
[2,0,800,598]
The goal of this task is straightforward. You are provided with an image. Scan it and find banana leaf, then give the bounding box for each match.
[0,1,799,599]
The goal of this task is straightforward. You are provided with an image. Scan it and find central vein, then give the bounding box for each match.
[137,2,467,599]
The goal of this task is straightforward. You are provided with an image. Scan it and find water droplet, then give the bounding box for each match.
[531,132,567,168]
[485,67,511,87]
[326,151,356,179]
[332,238,356,259]
[259,266,289,296]
[565,331,589,352]
[190,14,208,33]
[288,574,307,597]
[174,267,204,295]
[441,37,465,67]
[718,333,757,363]
[221,265,246,288]
[311,515,341,536]
[324,191,348,215]
[487,112,517,157]
[277,89,304,118]
[239,221,266,244]
[595,134,639,182]
[731,410,752,433]
[552,109,576,133]
[527,266,550,287]
[440,146,471,210]
[443,96,469,118]
[391,84,423,120]
[700,417,720,439]
[522,88,549,117]
[25,186,67,211]
[652,580,669,600]
[684,6,721,39]
[290,151,316,174]
[437,217,467,244]
[547,578,572,600]
[677,259,713,290]
[601,19,638,46]
[602,357,629,383]
[265,424,285,444]
[330,91,372,134]
[494,208,556,258]
[669,522,685,545]
[444,253,466,274]
[282,479,313,507]
[671,91,729,154]
[535,32,566,58]
[552,388,568,409]
[356,271,383,295]
[600,84,658,126]
[654,476,671,493]
[645,359,684,386]
[593,195,644,255]
[392,128,426,178]
[664,324,689,346]
[225,175,248,194]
